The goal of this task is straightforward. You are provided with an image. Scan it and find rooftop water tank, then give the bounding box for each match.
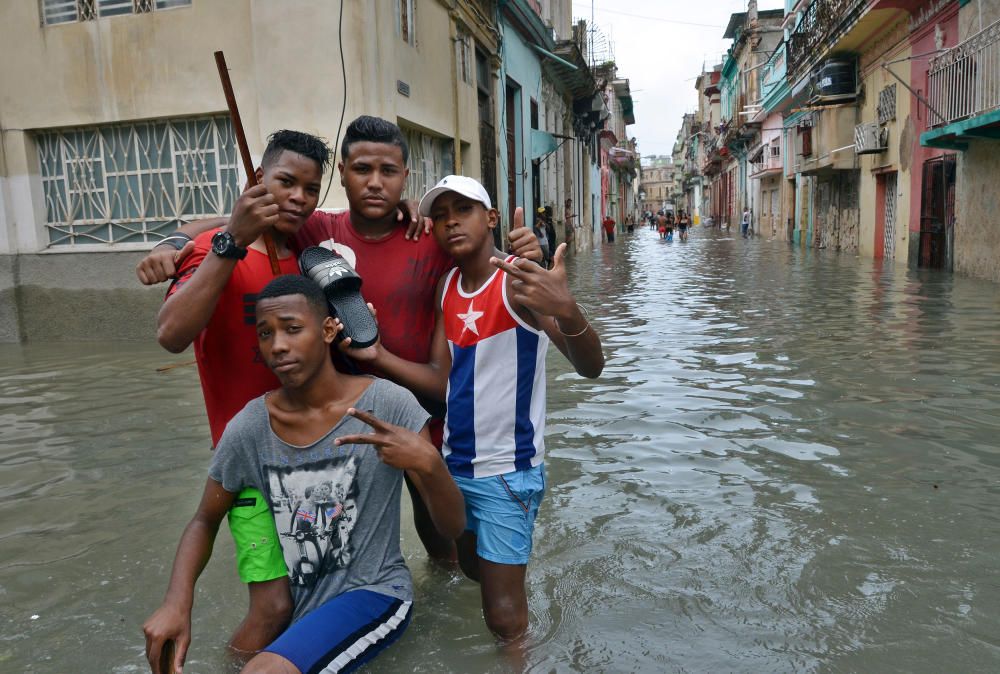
[817,59,856,98]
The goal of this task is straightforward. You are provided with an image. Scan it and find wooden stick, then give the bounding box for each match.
[159,639,175,673]
[214,50,281,275]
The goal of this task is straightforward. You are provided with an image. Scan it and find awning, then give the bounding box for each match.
[530,129,559,159]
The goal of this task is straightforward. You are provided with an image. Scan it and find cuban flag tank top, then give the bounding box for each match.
[440,256,549,479]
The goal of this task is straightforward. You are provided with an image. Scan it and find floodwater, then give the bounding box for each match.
[3,227,1000,673]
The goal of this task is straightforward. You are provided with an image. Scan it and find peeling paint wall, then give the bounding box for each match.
[954,143,1000,282]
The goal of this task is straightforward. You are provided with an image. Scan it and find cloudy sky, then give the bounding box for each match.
[573,0,786,158]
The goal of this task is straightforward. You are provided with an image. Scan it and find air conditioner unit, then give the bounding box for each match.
[855,123,888,154]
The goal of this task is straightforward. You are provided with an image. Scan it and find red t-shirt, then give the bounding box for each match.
[167,230,300,445]
[292,211,454,365]
[602,217,616,233]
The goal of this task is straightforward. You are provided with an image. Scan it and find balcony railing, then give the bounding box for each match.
[786,0,868,77]
[927,18,1000,128]
[751,147,783,176]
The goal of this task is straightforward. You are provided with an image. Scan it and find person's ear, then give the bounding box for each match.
[338,161,346,187]
[487,208,499,230]
[322,316,337,344]
[255,167,264,183]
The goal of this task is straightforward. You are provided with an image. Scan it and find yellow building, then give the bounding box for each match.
[855,15,913,263]
[0,0,496,341]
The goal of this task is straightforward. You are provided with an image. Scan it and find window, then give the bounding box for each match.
[456,27,473,85]
[877,84,897,125]
[41,0,190,25]
[36,115,238,247]
[398,0,416,46]
[400,127,454,201]
[799,126,812,157]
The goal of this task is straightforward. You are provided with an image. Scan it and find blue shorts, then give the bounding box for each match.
[264,589,411,673]
[452,464,546,565]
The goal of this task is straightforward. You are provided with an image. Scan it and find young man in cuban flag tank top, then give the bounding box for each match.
[337,175,605,641]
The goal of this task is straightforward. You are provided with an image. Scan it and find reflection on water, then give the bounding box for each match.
[2,228,1000,672]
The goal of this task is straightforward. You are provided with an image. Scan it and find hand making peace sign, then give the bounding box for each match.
[334,408,437,474]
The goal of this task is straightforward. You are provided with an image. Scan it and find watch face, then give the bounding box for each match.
[212,231,242,258]
[211,235,225,254]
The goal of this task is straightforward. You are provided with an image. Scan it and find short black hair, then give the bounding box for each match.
[256,274,329,320]
[261,130,331,172]
[340,115,409,165]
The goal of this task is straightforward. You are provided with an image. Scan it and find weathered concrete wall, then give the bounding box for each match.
[961,0,1000,39]
[2,252,163,343]
[954,143,1000,283]
[0,255,21,342]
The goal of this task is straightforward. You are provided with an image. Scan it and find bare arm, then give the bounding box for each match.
[338,277,452,402]
[156,185,279,352]
[404,426,465,539]
[156,250,238,353]
[142,479,234,674]
[335,412,465,539]
[135,217,228,285]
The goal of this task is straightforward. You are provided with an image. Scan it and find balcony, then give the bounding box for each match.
[786,0,868,79]
[750,144,783,179]
[796,104,858,174]
[927,23,1000,128]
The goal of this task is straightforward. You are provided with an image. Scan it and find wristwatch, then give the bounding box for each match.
[211,230,248,260]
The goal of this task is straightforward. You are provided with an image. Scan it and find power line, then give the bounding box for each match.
[589,6,724,29]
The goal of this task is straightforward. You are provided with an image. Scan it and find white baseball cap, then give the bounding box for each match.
[418,175,493,217]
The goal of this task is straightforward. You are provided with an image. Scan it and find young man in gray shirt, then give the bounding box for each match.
[142,275,464,674]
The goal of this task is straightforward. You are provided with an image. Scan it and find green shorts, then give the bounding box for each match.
[227,487,287,584]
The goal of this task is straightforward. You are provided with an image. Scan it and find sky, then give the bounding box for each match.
[572,0,787,159]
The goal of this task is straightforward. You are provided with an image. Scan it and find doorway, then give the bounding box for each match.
[918,155,956,269]
[875,171,897,260]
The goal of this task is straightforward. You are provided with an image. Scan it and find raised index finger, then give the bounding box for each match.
[346,407,387,431]
[489,256,535,279]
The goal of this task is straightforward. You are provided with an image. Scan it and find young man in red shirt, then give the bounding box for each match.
[138,116,540,562]
[156,130,331,655]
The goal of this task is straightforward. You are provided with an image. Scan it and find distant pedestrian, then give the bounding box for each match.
[741,208,751,238]
[544,206,557,260]
[534,208,551,268]
[678,210,690,242]
[602,215,616,243]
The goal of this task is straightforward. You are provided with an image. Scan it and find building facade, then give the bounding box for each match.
[0,0,635,341]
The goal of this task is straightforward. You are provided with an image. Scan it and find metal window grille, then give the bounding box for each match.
[401,127,454,202]
[877,84,897,124]
[37,116,239,247]
[883,172,897,260]
[40,0,189,24]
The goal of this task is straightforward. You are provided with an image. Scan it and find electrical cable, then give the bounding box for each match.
[321,0,348,206]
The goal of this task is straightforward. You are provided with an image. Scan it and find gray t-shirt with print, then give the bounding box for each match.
[209,377,429,622]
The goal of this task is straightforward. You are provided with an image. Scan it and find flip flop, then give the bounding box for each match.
[298,247,379,349]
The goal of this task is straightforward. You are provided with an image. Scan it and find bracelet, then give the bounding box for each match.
[555,303,591,337]
[155,232,193,251]
[556,320,590,338]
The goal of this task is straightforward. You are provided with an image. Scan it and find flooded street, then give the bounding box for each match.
[3,227,1000,672]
